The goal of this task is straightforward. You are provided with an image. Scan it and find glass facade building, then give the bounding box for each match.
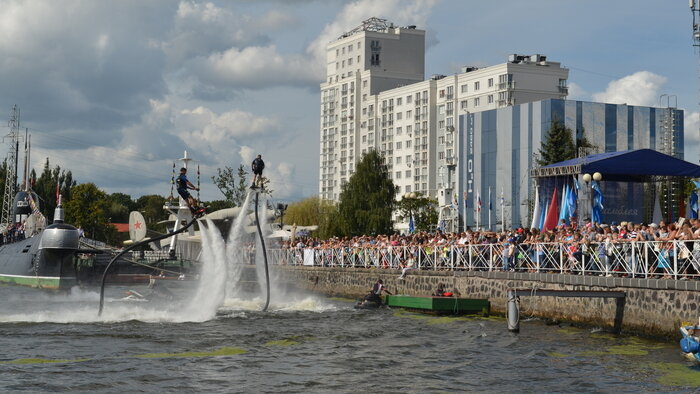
[457,99,684,229]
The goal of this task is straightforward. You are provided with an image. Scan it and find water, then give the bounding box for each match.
[0,286,695,392]
[0,192,696,392]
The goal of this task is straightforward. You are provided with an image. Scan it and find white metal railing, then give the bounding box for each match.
[271,240,700,280]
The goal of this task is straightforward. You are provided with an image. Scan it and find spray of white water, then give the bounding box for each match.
[224,191,254,299]
[180,218,227,321]
[0,190,339,324]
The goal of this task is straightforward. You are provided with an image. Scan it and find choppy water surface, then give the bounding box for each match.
[0,285,696,393]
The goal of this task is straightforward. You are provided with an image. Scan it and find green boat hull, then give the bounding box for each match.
[385,295,490,315]
[0,273,77,290]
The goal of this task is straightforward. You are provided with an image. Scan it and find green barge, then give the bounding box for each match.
[385,295,490,315]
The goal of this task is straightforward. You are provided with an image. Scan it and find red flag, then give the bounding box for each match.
[543,187,559,231]
[56,182,60,204]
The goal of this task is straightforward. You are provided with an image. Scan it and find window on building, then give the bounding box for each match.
[461,100,468,109]
[396,127,402,135]
[348,44,353,52]
[395,171,401,179]
[362,135,366,142]
[438,105,445,114]
[348,57,352,65]
[447,86,453,97]
[405,185,411,193]
[474,97,480,106]
[396,141,402,150]
[474,81,480,91]
[406,125,412,134]
[406,140,412,148]
[439,89,445,98]
[405,155,411,163]
[397,97,402,106]
[439,151,445,160]
[336,49,339,56]
[405,170,411,178]
[439,136,445,144]
[488,78,493,88]
[336,62,339,70]
[488,95,494,104]
[461,84,468,93]
[407,95,412,104]
[357,55,361,63]
[438,120,445,129]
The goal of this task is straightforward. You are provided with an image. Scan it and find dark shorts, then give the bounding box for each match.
[177,188,191,199]
[253,170,263,175]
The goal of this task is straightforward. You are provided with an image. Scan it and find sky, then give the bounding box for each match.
[0,0,698,203]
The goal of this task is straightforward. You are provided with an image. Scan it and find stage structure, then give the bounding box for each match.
[530,149,700,227]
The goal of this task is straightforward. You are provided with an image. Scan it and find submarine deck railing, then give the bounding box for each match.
[268,240,700,280]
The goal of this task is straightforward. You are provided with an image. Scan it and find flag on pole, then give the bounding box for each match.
[500,188,505,207]
[55,182,61,205]
[477,191,482,212]
[543,187,559,230]
[591,180,604,224]
[488,187,492,211]
[690,191,699,219]
[463,191,468,209]
[559,184,569,222]
[530,186,541,230]
[408,214,415,233]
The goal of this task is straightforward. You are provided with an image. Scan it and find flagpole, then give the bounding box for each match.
[501,187,505,233]
[488,187,492,231]
[476,189,480,231]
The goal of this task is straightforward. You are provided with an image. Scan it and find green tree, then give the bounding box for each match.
[205,199,234,212]
[31,158,76,219]
[337,150,396,236]
[107,192,135,223]
[395,193,439,232]
[212,164,249,206]
[64,183,116,243]
[135,194,168,232]
[283,196,343,239]
[536,120,578,166]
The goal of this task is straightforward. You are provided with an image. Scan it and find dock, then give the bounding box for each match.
[385,295,490,315]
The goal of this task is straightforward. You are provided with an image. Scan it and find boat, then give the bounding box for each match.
[680,319,700,363]
[0,108,82,290]
[384,294,490,315]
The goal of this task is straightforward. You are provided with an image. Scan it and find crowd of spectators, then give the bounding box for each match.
[279,217,700,278]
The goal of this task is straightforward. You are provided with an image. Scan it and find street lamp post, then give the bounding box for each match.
[277,203,288,228]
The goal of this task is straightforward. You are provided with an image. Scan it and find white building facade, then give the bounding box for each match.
[319,18,569,231]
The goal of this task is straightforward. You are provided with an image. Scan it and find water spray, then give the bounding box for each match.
[254,191,271,312]
[98,218,200,316]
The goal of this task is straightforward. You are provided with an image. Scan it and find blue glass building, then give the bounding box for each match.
[457,98,684,229]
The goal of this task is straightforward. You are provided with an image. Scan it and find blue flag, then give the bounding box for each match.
[591,180,604,224]
[408,215,415,234]
[691,191,699,219]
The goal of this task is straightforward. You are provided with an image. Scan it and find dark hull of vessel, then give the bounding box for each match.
[0,235,77,290]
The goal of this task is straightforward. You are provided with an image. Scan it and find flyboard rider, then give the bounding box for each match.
[251,154,265,189]
[176,167,205,216]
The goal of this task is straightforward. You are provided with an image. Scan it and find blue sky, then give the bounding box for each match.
[0,0,697,203]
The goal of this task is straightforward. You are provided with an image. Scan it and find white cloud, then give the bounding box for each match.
[566,82,588,101]
[685,111,700,163]
[185,0,439,93]
[592,71,667,106]
[191,45,319,89]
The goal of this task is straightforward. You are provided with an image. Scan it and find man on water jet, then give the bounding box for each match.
[176,167,204,216]
[251,154,265,189]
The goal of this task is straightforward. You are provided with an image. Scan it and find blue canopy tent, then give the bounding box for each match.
[530,149,700,225]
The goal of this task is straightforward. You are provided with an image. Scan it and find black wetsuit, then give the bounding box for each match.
[252,158,265,175]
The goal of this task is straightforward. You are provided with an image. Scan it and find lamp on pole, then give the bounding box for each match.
[276,203,288,228]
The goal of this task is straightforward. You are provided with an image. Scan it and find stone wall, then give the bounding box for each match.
[275,266,700,337]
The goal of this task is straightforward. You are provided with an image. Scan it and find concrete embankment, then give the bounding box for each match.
[275,265,700,337]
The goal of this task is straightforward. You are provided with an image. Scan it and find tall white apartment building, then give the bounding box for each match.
[319,18,570,213]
